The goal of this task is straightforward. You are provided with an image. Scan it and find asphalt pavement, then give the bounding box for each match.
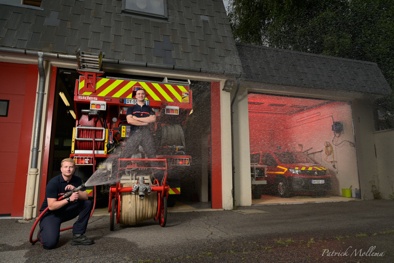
[1,199,394,263]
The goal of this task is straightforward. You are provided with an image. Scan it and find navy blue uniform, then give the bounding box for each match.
[122,103,156,158]
[38,174,92,249]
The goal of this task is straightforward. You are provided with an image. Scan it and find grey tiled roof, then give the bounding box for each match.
[237,43,391,95]
[0,0,242,75]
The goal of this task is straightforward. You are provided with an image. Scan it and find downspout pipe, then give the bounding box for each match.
[230,79,241,208]
[25,52,46,220]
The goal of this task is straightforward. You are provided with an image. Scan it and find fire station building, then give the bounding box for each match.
[0,0,392,219]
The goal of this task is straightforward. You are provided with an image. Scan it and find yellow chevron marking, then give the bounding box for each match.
[79,80,85,91]
[80,79,92,95]
[96,78,110,89]
[86,189,93,194]
[277,166,288,173]
[165,84,183,102]
[140,82,160,101]
[81,78,110,96]
[308,167,313,170]
[113,81,137,98]
[168,188,181,194]
[177,85,188,92]
[315,167,321,170]
[97,79,123,97]
[320,167,327,170]
[301,167,306,170]
[295,167,299,169]
[267,166,287,175]
[153,83,173,102]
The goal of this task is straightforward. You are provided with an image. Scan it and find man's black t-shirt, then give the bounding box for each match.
[126,103,155,133]
[40,174,83,212]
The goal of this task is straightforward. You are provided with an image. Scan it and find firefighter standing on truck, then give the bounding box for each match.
[122,88,157,163]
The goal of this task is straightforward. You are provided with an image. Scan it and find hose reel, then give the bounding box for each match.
[160,124,185,148]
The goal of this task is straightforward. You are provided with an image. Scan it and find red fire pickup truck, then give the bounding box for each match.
[251,151,331,198]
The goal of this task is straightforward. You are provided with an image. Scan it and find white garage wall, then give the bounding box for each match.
[284,101,359,195]
[374,129,394,199]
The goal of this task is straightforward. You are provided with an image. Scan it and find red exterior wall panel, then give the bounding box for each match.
[11,64,38,217]
[210,82,222,209]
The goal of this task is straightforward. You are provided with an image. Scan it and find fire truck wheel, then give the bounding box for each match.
[252,185,263,199]
[276,178,290,198]
[160,196,167,227]
[110,198,115,231]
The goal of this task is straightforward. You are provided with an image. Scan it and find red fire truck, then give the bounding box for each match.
[70,51,192,206]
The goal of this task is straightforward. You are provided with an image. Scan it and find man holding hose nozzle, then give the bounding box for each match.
[37,158,94,249]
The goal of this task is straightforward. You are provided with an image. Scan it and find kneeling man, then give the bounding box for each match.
[38,158,93,249]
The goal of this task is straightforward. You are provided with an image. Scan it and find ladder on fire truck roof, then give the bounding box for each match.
[76,49,104,73]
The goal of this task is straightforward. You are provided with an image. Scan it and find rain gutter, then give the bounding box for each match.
[0,47,241,76]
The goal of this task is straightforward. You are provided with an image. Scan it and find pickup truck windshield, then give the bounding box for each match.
[274,152,315,164]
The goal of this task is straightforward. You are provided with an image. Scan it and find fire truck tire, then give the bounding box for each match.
[110,198,115,231]
[159,196,167,227]
[252,185,263,199]
[276,177,290,198]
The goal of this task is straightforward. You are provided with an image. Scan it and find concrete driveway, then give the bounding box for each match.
[1,199,393,262]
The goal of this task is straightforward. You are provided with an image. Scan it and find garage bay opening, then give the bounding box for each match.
[248,94,359,204]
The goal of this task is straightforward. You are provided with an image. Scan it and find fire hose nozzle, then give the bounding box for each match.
[63,184,86,198]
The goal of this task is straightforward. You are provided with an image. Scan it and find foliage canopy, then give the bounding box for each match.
[228,0,394,125]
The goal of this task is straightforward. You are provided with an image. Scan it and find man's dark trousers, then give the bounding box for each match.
[122,127,156,158]
[39,200,93,249]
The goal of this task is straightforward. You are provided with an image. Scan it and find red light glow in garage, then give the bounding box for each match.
[248,93,359,198]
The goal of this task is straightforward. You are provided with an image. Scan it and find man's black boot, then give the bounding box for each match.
[71,234,94,246]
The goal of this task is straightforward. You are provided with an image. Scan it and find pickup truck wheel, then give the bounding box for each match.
[276,178,290,198]
[252,185,263,199]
